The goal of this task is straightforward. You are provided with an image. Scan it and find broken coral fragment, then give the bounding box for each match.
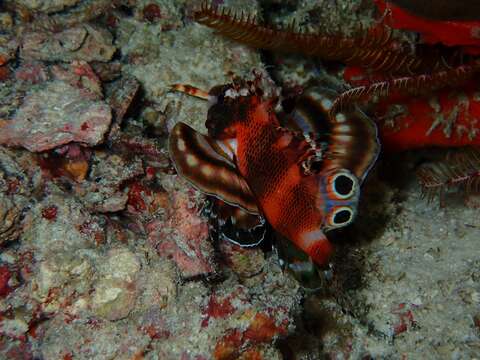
[16,0,81,14]
[108,76,141,123]
[80,151,144,212]
[21,24,116,62]
[0,147,32,245]
[22,193,100,257]
[91,248,140,321]
[91,278,137,321]
[0,35,18,65]
[218,240,265,279]
[0,193,24,245]
[51,61,104,100]
[0,80,112,152]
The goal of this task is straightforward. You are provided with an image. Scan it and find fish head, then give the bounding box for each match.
[205,79,277,139]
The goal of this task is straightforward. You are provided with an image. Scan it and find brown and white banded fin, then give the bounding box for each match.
[286,87,379,182]
[171,84,210,100]
[169,122,259,214]
[277,89,331,136]
[324,107,380,182]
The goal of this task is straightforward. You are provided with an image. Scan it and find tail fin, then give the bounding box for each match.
[295,229,333,266]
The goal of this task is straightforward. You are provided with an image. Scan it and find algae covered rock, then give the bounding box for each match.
[0,80,112,152]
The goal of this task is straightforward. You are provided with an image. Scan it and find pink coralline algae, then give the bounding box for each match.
[0,80,112,152]
[14,62,48,84]
[391,303,417,337]
[126,181,153,212]
[147,191,215,278]
[0,265,13,297]
[143,4,163,23]
[201,292,237,328]
[208,288,291,360]
[52,61,104,100]
[41,205,58,221]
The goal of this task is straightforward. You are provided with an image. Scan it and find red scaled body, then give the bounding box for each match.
[232,95,333,265]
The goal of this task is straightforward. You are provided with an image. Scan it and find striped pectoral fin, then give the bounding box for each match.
[169,122,259,214]
[285,86,380,183]
[295,228,333,266]
[277,87,333,136]
[325,107,380,182]
[171,84,210,100]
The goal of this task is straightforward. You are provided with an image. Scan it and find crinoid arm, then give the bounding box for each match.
[194,1,438,75]
[330,60,480,115]
[280,86,380,182]
[417,147,480,204]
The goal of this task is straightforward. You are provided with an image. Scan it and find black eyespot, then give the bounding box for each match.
[334,174,354,197]
[333,209,352,225]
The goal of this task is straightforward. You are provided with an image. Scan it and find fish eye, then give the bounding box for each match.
[330,171,357,199]
[328,206,354,228]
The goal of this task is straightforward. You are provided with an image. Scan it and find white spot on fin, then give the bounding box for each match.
[335,113,347,123]
[201,166,214,177]
[177,139,186,151]
[186,154,198,167]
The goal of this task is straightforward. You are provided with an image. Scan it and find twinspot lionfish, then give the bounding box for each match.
[169,74,379,268]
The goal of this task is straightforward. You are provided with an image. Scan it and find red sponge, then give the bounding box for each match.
[375,0,480,54]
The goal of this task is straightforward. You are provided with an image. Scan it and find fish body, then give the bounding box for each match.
[226,94,334,265]
[169,79,379,266]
